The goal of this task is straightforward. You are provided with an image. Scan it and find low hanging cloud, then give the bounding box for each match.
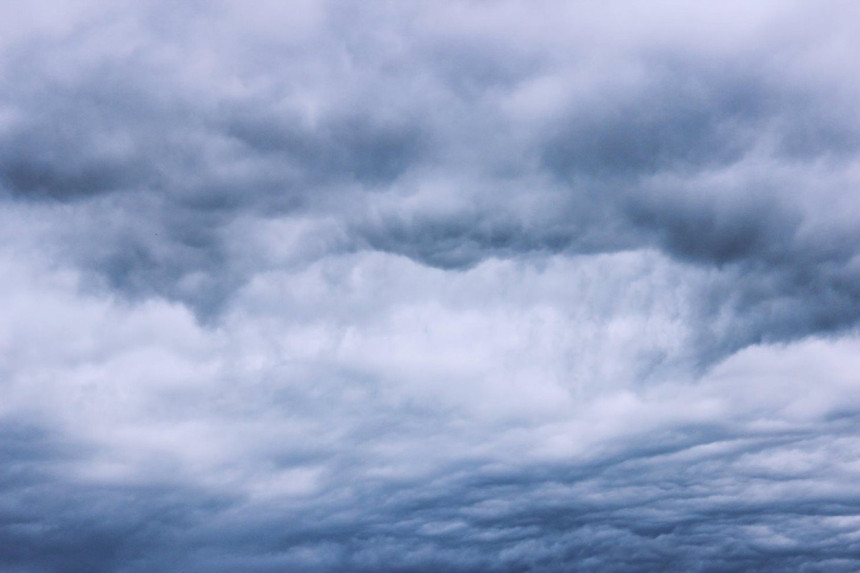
[2,1,860,571]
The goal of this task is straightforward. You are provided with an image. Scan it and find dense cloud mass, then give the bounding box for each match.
[3,1,860,571]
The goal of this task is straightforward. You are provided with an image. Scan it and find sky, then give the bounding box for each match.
[2,1,860,571]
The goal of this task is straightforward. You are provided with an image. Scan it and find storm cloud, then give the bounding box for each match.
[3,1,860,571]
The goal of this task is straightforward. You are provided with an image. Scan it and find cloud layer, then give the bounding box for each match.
[2,1,860,571]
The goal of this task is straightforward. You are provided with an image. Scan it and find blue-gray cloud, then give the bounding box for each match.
[2,1,860,571]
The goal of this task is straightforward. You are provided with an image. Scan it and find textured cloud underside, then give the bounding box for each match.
[2,2,860,571]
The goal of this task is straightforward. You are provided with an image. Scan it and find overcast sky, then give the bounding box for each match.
[2,1,860,571]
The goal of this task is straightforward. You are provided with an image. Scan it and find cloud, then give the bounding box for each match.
[2,1,860,571]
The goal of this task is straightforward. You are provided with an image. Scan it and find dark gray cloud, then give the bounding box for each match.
[3,1,860,571]
[4,411,860,572]
[3,1,857,345]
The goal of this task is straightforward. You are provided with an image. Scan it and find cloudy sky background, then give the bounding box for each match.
[2,1,860,571]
